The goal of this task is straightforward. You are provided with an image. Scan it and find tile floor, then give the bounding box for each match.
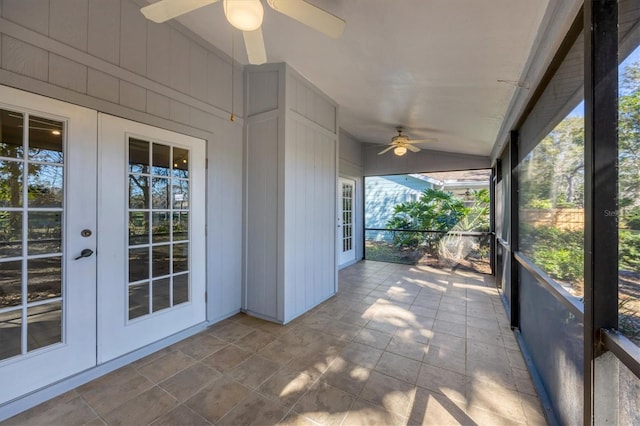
[3,261,547,425]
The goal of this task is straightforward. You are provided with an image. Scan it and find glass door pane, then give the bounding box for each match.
[127,139,191,321]
[0,108,65,361]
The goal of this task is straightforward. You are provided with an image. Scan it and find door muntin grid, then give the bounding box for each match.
[342,182,353,253]
[127,138,190,321]
[0,108,65,362]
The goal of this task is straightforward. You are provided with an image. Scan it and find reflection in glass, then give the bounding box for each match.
[173,243,188,273]
[27,301,62,351]
[0,212,22,258]
[27,256,61,302]
[129,138,150,174]
[152,245,171,277]
[129,175,149,209]
[172,179,189,209]
[0,160,23,207]
[152,212,170,243]
[0,260,22,308]
[152,278,171,312]
[28,116,63,163]
[129,247,149,283]
[173,212,188,241]
[0,309,22,360]
[174,273,189,305]
[152,177,169,209]
[28,212,62,254]
[0,109,24,158]
[173,147,189,178]
[519,106,584,299]
[153,143,170,176]
[128,283,149,319]
[129,212,149,245]
[28,164,63,207]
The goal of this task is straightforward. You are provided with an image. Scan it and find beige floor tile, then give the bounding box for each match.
[340,342,384,369]
[408,387,469,426]
[423,345,466,373]
[287,350,337,381]
[234,329,278,352]
[159,362,222,402]
[277,412,319,426]
[200,344,252,372]
[343,398,407,426]
[217,392,288,425]
[185,376,250,423]
[6,261,542,426]
[432,319,467,338]
[258,339,299,365]
[101,386,178,426]
[257,367,314,407]
[175,333,228,360]
[353,328,393,349]
[3,392,96,426]
[359,371,416,417]
[77,366,154,416]
[137,350,196,384]
[386,335,428,362]
[374,352,421,384]
[228,355,280,389]
[149,404,212,426]
[466,380,526,422]
[293,381,355,426]
[322,357,371,396]
[416,363,466,404]
[207,321,254,343]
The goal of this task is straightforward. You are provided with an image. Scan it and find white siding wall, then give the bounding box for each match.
[0,0,244,322]
[245,63,337,324]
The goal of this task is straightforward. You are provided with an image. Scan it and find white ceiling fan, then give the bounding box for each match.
[378,127,437,156]
[140,0,346,65]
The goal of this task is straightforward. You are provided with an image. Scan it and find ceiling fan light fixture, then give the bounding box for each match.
[224,0,264,31]
[394,146,407,156]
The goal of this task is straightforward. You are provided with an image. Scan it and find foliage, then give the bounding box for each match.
[385,188,491,251]
[620,230,640,272]
[385,188,468,248]
[520,224,584,284]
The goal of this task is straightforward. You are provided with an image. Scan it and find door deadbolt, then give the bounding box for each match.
[81,229,92,237]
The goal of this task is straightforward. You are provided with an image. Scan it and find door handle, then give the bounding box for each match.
[75,248,94,260]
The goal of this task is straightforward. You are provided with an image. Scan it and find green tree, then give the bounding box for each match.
[386,188,468,248]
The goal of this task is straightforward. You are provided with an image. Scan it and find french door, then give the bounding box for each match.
[97,114,206,363]
[0,86,97,404]
[0,88,206,404]
[338,178,356,266]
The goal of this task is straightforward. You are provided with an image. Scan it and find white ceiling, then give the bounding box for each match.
[174,0,558,157]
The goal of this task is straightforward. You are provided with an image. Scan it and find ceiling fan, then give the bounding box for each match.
[140,0,346,65]
[378,127,437,157]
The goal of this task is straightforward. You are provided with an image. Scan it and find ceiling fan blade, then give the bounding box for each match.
[406,144,421,153]
[243,28,267,65]
[266,0,345,38]
[378,145,395,155]
[141,0,220,23]
[406,138,438,144]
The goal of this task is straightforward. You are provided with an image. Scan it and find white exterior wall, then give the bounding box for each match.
[245,63,337,324]
[0,0,244,322]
